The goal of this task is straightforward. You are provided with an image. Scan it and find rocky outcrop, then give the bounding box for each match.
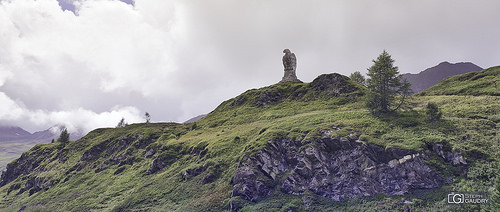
[231,73,362,109]
[18,176,55,196]
[309,73,360,96]
[183,165,208,181]
[80,134,145,162]
[1,133,160,196]
[230,135,444,209]
[77,133,158,174]
[147,148,183,175]
[0,144,58,186]
[430,142,467,166]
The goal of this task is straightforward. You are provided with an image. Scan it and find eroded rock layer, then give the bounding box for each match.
[231,136,443,204]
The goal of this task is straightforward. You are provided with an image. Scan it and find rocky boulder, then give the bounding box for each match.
[309,73,361,96]
[230,135,444,208]
[0,144,57,187]
[430,142,467,166]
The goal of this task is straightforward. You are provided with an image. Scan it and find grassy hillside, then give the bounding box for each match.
[0,73,499,211]
[0,134,56,172]
[418,66,500,96]
[0,141,39,172]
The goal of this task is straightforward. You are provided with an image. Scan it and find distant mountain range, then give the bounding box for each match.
[418,65,500,96]
[0,126,83,171]
[0,126,55,142]
[0,125,83,142]
[403,62,483,94]
[183,114,207,123]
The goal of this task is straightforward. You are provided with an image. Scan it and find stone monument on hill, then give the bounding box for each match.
[281,49,300,82]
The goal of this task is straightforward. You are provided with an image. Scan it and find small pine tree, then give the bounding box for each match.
[57,128,70,143]
[144,112,151,123]
[116,118,127,128]
[426,102,442,122]
[350,71,366,85]
[366,50,412,113]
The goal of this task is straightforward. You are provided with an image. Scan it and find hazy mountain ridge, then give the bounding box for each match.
[418,65,500,96]
[183,114,207,123]
[0,126,37,141]
[0,126,57,172]
[0,126,67,142]
[0,71,498,211]
[403,61,483,94]
[0,126,84,172]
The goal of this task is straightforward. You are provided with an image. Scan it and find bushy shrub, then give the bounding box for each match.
[393,117,420,128]
[467,162,497,181]
[426,102,442,122]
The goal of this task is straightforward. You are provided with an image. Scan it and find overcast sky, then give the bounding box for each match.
[0,0,499,133]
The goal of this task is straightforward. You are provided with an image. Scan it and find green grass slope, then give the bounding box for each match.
[0,141,38,172]
[418,66,500,96]
[0,73,498,211]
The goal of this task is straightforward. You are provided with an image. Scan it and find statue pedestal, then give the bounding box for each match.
[281,69,299,82]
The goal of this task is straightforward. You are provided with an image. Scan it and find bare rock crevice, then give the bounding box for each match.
[230,137,445,209]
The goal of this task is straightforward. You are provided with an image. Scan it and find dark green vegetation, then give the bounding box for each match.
[56,129,70,144]
[366,50,411,114]
[116,118,128,128]
[0,69,499,211]
[349,71,365,85]
[426,102,442,122]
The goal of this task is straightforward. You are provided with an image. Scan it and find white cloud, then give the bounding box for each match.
[0,0,499,133]
[0,92,24,120]
[28,106,143,133]
[0,88,143,133]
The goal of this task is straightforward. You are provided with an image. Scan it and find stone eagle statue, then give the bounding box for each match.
[281,49,299,82]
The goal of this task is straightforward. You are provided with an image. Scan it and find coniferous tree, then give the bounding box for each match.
[366,50,412,113]
[57,128,70,143]
[116,118,127,128]
[144,112,151,123]
[350,71,366,85]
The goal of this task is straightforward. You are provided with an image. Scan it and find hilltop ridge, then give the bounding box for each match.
[0,126,84,172]
[418,65,500,96]
[0,71,499,211]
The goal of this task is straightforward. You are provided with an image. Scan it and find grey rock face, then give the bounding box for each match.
[281,49,299,82]
[431,142,467,166]
[231,136,444,205]
[18,176,54,195]
[0,145,55,187]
